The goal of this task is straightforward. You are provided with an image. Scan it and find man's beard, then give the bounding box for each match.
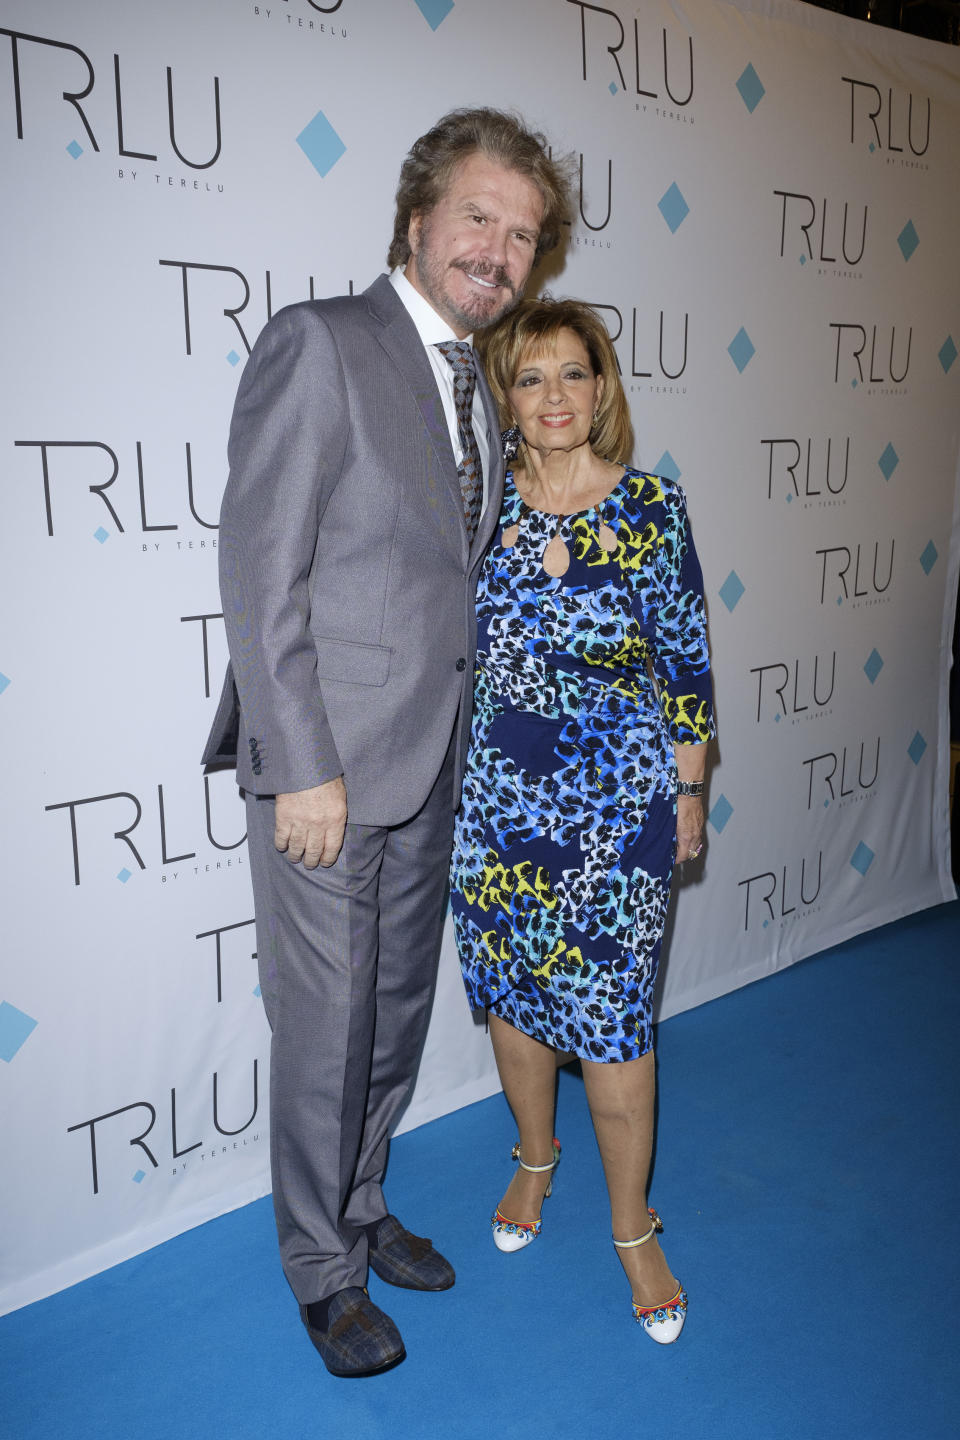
[414,228,521,332]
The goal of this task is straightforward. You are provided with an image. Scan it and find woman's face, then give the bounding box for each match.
[507,327,604,457]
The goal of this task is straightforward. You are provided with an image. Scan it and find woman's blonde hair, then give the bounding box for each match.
[476,297,633,465]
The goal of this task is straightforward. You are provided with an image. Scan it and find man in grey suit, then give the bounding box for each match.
[203,109,570,1376]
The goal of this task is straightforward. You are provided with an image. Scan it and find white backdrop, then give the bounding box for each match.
[1,0,958,1314]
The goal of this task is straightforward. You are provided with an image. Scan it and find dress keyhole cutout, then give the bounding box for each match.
[542,534,571,577]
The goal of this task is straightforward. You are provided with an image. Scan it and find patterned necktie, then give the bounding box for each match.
[435,340,483,539]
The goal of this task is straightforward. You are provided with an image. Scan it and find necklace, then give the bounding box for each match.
[501,501,618,577]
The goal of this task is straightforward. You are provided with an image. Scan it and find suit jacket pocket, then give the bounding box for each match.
[313,636,391,687]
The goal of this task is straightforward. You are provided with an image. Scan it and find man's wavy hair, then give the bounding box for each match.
[387,108,572,269]
[477,297,634,467]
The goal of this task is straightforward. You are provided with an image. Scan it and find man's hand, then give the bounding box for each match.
[274,778,347,869]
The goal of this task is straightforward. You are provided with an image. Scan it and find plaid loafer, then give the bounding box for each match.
[299,1286,405,1377]
[367,1214,456,1291]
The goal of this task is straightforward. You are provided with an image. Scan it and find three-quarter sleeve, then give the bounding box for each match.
[652,483,715,746]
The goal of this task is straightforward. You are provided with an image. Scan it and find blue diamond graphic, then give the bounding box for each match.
[863,648,883,684]
[658,182,689,234]
[253,984,262,998]
[786,494,793,503]
[296,110,346,178]
[0,673,9,696]
[850,842,875,877]
[869,142,876,153]
[939,336,957,374]
[609,82,618,95]
[774,713,781,722]
[837,596,843,605]
[66,140,83,160]
[919,541,938,575]
[851,379,858,388]
[897,220,919,262]
[799,254,807,265]
[719,570,745,612]
[877,443,899,481]
[654,450,681,483]
[736,63,765,113]
[907,731,927,765]
[763,919,769,928]
[0,1002,38,1062]
[727,327,755,373]
[117,868,132,884]
[132,1170,146,1184]
[94,527,109,544]
[413,0,454,25]
[824,799,830,807]
[226,350,240,367]
[709,794,734,834]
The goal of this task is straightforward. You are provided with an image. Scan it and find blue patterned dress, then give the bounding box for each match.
[450,467,714,1062]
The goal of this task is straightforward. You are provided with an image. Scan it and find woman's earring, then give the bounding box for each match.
[502,424,523,462]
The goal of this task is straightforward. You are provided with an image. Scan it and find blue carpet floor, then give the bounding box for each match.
[4,898,958,1440]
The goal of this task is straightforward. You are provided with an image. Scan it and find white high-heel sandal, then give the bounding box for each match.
[491,1139,561,1253]
[613,1208,687,1345]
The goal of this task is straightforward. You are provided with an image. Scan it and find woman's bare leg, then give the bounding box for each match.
[489,1013,560,1221]
[581,1049,679,1306]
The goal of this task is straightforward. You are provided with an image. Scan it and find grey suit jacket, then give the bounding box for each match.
[202,275,505,826]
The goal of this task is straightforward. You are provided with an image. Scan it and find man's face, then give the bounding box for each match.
[405,152,544,337]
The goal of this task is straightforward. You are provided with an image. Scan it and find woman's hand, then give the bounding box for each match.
[675,795,704,863]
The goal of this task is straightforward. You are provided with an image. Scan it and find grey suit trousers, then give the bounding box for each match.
[245,733,456,1304]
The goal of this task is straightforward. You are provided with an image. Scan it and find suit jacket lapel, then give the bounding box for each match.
[471,362,505,564]
[364,277,469,559]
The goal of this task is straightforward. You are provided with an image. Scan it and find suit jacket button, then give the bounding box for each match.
[456,657,466,671]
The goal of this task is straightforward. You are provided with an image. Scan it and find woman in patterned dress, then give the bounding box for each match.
[449,298,714,1344]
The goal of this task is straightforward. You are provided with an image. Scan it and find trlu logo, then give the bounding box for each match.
[816,540,894,604]
[830,323,911,386]
[182,612,227,699]
[67,1059,261,1196]
[762,437,850,501]
[568,1,693,105]
[253,1,348,34]
[842,76,930,155]
[738,852,823,931]
[803,738,880,809]
[14,439,219,536]
[774,191,867,266]
[562,151,613,233]
[159,260,350,358]
[45,775,245,886]
[196,918,256,1004]
[0,29,222,168]
[588,302,688,380]
[750,652,837,723]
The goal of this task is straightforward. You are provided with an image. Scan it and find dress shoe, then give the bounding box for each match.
[613,1208,687,1345]
[491,1138,561,1253]
[366,1214,455,1290]
[299,1286,405,1377]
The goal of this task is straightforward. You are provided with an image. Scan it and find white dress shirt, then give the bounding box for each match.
[389,267,491,513]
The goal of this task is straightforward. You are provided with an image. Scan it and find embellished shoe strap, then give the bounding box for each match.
[511,1138,561,1174]
[493,1206,541,1235]
[631,1285,687,1322]
[612,1207,664,1249]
